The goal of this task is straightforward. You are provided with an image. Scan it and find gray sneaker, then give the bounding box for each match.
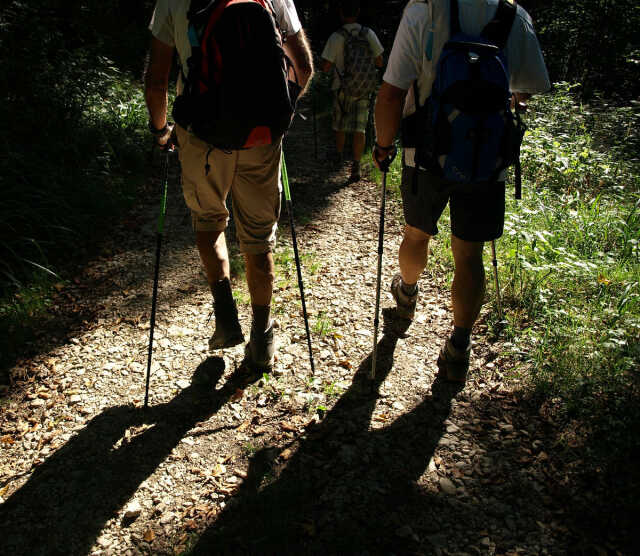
[390,273,419,319]
[244,322,275,371]
[437,338,471,383]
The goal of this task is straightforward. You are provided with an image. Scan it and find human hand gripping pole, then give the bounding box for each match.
[281,152,315,375]
[370,143,397,379]
[144,144,173,409]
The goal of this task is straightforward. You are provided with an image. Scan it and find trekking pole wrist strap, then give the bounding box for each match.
[148,120,169,137]
[374,142,394,151]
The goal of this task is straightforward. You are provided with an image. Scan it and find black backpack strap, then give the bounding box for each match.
[449,0,461,36]
[187,0,217,21]
[482,0,517,49]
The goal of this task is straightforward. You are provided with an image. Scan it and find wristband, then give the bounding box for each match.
[148,120,169,136]
[374,142,394,151]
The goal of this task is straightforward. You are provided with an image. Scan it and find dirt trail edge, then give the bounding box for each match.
[0,107,622,556]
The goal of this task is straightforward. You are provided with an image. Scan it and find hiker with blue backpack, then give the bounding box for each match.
[144,0,313,371]
[320,0,384,182]
[372,0,550,382]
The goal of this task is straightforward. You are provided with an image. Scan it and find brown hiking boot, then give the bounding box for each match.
[243,321,275,372]
[208,279,244,350]
[349,160,361,182]
[437,338,471,383]
[390,273,418,320]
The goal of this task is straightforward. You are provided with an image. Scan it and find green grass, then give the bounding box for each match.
[0,64,151,372]
[495,84,640,410]
[312,312,334,336]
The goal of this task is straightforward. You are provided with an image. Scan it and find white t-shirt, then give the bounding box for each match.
[321,23,384,91]
[383,0,550,167]
[149,0,302,78]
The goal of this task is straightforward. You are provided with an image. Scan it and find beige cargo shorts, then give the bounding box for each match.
[176,125,282,254]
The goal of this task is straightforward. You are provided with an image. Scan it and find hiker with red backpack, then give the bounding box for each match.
[320,0,384,182]
[372,0,550,382]
[145,0,313,371]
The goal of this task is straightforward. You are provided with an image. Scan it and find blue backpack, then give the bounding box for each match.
[413,0,522,186]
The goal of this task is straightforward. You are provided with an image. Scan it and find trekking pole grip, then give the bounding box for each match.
[373,143,397,173]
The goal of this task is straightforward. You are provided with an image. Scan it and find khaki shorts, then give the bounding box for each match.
[176,125,282,254]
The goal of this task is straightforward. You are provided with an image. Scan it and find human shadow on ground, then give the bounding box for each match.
[189,310,463,554]
[0,356,260,556]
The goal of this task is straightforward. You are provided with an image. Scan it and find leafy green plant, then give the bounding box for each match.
[313,312,334,336]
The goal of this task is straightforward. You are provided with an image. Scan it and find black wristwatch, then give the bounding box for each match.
[148,120,169,136]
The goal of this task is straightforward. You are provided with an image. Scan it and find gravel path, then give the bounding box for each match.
[0,111,633,555]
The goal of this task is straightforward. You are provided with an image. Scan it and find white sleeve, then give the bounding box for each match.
[148,0,175,47]
[507,9,551,94]
[382,4,428,91]
[367,29,384,58]
[321,33,341,64]
[273,0,302,37]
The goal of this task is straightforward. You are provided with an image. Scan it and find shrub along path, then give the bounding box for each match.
[0,108,634,555]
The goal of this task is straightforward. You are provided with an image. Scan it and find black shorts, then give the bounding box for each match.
[400,165,505,242]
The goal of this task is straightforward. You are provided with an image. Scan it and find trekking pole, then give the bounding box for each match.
[312,83,318,160]
[515,103,524,201]
[490,240,503,321]
[281,152,315,374]
[371,146,396,379]
[144,145,171,409]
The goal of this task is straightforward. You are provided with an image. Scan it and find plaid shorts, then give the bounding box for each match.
[332,91,370,133]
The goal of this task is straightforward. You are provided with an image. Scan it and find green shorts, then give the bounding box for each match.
[401,165,505,242]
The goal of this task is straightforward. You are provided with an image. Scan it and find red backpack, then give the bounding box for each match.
[172,0,299,150]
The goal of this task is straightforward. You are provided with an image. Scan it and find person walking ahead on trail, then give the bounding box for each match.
[373,0,549,382]
[145,0,313,370]
[321,0,384,182]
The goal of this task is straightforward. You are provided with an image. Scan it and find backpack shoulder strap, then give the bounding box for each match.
[359,26,369,38]
[187,0,217,22]
[449,0,461,36]
[481,0,517,49]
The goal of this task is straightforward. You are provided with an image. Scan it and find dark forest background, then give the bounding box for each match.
[1,0,638,298]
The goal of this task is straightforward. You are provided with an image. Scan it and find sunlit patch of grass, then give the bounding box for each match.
[489,85,640,418]
[312,312,334,336]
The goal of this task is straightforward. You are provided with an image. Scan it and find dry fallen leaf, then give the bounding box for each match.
[143,529,155,542]
[0,435,15,446]
[280,448,294,460]
[237,420,251,432]
[212,464,226,477]
[281,422,298,432]
[231,388,244,402]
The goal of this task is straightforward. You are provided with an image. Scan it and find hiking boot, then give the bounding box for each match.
[244,321,275,371]
[208,279,244,350]
[437,338,471,383]
[349,160,361,182]
[390,273,418,320]
[326,151,344,168]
